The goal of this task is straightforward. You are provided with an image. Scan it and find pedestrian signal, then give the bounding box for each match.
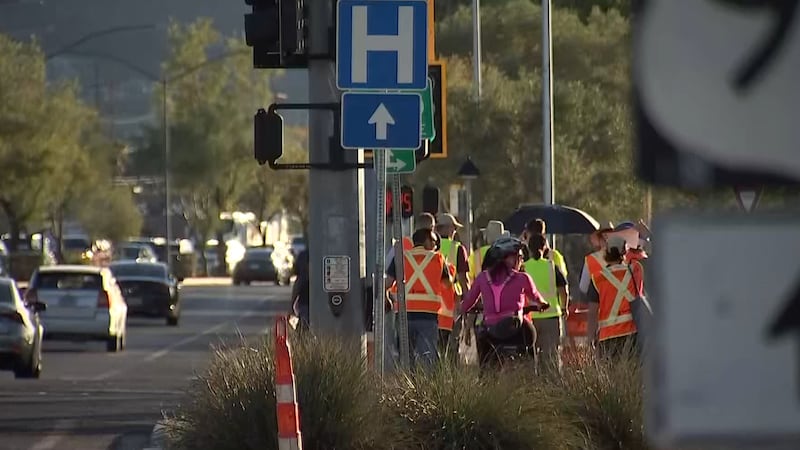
[254,108,283,165]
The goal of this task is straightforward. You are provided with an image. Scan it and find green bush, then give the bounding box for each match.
[163,335,399,450]
[545,346,649,450]
[384,362,585,450]
[163,335,647,450]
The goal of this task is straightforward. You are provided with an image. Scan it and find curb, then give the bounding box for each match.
[143,421,167,450]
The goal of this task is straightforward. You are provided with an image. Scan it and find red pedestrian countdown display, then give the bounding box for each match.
[386,185,414,219]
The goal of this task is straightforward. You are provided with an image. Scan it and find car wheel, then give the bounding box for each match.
[14,347,41,379]
[106,334,122,352]
[167,315,179,326]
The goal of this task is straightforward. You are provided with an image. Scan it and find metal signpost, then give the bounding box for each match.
[337,0,428,370]
[373,152,387,375]
[649,213,800,448]
[391,174,411,368]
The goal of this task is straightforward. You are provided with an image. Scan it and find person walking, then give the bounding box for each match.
[521,218,568,277]
[585,235,641,359]
[524,233,569,369]
[290,247,310,332]
[435,213,471,355]
[386,228,452,368]
[579,227,614,296]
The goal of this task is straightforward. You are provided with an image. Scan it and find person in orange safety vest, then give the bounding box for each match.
[585,235,641,359]
[386,228,452,368]
[578,226,614,296]
[435,213,470,355]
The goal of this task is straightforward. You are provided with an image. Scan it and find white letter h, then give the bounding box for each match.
[351,5,414,84]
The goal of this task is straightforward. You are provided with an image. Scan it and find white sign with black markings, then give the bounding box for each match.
[648,213,800,448]
[323,255,351,292]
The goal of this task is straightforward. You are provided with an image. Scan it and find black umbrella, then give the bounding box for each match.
[504,204,600,235]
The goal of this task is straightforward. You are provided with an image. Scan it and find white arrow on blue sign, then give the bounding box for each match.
[340,92,422,150]
[336,0,428,90]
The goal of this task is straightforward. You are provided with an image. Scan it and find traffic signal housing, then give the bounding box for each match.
[244,0,308,69]
[254,108,283,165]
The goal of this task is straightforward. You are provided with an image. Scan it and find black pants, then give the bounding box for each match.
[599,333,639,360]
[476,319,537,367]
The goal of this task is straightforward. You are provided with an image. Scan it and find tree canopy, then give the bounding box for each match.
[0,34,140,251]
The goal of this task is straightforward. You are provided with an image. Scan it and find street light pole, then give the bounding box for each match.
[471,0,483,100]
[542,0,555,207]
[162,79,173,271]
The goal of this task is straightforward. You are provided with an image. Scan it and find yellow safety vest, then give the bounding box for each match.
[468,245,490,280]
[439,238,462,295]
[523,258,562,319]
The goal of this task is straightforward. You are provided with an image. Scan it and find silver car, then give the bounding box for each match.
[28,266,128,352]
[0,278,45,378]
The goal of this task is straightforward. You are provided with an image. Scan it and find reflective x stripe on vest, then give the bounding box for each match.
[403,249,442,314]
[524,258,561,319]
[595,264,637,341]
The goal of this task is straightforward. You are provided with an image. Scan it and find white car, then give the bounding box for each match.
[26,265,128,352]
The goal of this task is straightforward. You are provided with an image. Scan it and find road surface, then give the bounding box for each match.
[0,282,290,450]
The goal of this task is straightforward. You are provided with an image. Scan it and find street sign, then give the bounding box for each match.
[323,255,351,292]
[420,77,435,140]
[341,92,422,150]
[386,149,416,174]
[428,61,447,158]
[648,213,800,448]
[634,0,800,187]
[336,0,429,90]
[734,186,762,213]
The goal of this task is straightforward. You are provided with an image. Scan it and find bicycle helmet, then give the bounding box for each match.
[482,237,525,270]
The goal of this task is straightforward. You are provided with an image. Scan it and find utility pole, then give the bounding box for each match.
[542,0,555,207]
[471,0,482,100]
[307,0,367,339]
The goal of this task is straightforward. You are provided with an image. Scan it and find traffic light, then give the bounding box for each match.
[245,0,280,68]
[280,0,307,57]
[254,108,283,165]
[244,0,307,68]
[422,185,439,215]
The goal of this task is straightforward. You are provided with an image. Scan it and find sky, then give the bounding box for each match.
[0,0,308,137]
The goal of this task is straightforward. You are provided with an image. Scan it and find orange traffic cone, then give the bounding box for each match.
[275,316,303,450]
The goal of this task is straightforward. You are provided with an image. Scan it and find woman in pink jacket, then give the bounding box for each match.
[461,237,550,366]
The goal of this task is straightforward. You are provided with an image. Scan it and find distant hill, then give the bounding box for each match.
[0,0,308,136]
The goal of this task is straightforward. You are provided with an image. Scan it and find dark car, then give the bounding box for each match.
[0,277,45,378]
[232,247,291,286]
[109,261,181,326]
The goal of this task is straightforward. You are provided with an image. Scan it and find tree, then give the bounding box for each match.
[0,35,107,250]
[77,185,143,243]
[415,1,672,226]
[134,19,280,272]
[238,126,310,242]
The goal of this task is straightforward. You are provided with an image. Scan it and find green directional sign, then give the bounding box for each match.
[420,77,435,140]
[386,149,417,174]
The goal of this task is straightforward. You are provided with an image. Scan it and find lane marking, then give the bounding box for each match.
[28,419,76,450]
[91,301,267,381]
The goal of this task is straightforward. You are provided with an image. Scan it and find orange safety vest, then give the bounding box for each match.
[402,237,413,251]
[591,264,638,342]
[392,247,445,315]
[584,250,605,277]
[438,262,457,330]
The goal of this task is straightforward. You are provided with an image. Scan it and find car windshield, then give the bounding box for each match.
[245,249,272,260]
[110,264,166,279]
[63,238,90,251]
[36,273,102,290]
[0,284,14,305]
[118,247,141,259]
